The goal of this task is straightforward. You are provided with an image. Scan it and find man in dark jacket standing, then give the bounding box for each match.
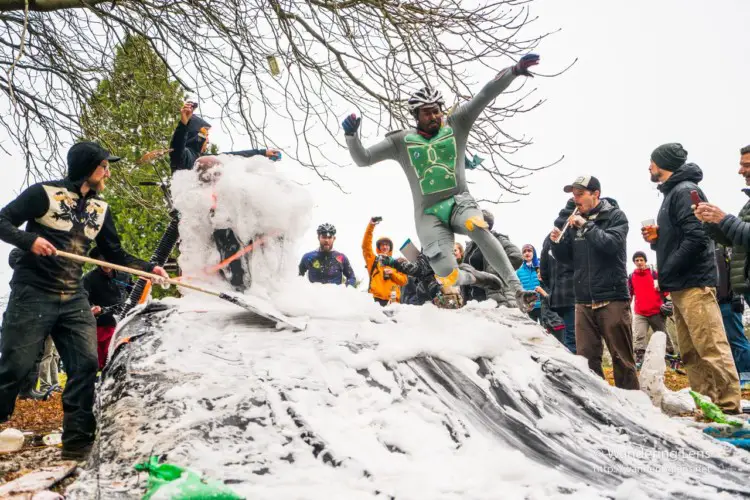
[540,198,577,354]
[550,176,638,390]
[83,247,133,370]
[644,143,739,413]
[0,141,169,459]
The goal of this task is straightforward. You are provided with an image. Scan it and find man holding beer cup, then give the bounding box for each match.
[643,143,740,413]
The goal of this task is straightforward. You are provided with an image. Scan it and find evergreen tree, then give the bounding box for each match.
[80,34,184,262]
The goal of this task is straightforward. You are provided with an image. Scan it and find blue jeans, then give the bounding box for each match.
[720,302,750,380]
[553,306,576,354]
[0,283,97,448]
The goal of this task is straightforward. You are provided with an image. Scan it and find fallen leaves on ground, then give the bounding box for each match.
[0,394,65,484]
[603,366,750,400]
[0,393,63,435]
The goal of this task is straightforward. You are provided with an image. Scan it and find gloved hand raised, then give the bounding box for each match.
[512,53,540,77]
[342,113,361,136]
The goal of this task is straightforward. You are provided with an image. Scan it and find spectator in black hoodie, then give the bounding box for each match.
[0,141,168,459]
[643,143,739,413]
[540,198,577,354]
[550,176,638,390]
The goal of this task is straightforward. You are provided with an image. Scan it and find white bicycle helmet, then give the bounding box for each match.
[407,86,445,113]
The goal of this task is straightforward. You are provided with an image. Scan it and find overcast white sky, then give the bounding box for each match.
[1,0,749,288]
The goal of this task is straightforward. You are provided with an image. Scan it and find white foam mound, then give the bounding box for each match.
[66,155,750,499]
[67,288,750,499]
[171,154,313,293]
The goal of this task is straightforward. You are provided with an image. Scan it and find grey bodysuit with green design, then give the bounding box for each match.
[345,66,523,294]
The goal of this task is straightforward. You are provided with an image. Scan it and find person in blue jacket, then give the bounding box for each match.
[516,244,542,322]
[299,223,356,287]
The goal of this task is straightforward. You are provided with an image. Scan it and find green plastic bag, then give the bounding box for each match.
[135,456,244,500]
[689,390,744,428]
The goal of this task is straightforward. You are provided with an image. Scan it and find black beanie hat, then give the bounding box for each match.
[651,143,688,172]
[67,142,121,182]
[632,251,647,262]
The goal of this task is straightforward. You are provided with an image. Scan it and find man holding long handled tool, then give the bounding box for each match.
[0,141,169,460]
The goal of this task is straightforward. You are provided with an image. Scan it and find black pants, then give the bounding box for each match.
[212,228,251,291]
[528,308,541,323]
[0,284,98,448]
[17,346,43,395]
[374,297,389,307]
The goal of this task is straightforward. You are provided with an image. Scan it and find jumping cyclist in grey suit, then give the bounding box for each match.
[342,54,541,311]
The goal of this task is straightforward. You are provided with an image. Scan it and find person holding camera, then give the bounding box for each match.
[644,142,740,413]
[170,101,281,173]
[362,217,408,306]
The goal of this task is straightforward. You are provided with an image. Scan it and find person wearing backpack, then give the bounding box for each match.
[628,251,675,366]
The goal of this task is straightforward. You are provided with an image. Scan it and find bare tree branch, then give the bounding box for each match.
[0,0,562,197]
[0,0,106,13]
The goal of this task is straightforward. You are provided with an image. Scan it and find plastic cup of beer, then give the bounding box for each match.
[642,219,658,242]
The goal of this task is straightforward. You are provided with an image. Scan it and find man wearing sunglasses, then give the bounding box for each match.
[0,141,168,460]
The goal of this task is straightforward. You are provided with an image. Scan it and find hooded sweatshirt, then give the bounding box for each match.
[362,222,408,301]
[0,178,153,293]
[628,267,663,316]
[652,163,717,291]
[169,115,269,173]
[516,245,541,310]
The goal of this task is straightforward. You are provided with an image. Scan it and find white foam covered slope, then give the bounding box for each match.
[66,156,750,499]
[68,295,750,499]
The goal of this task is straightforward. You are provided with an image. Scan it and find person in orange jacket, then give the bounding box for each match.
[363,217,408,306]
